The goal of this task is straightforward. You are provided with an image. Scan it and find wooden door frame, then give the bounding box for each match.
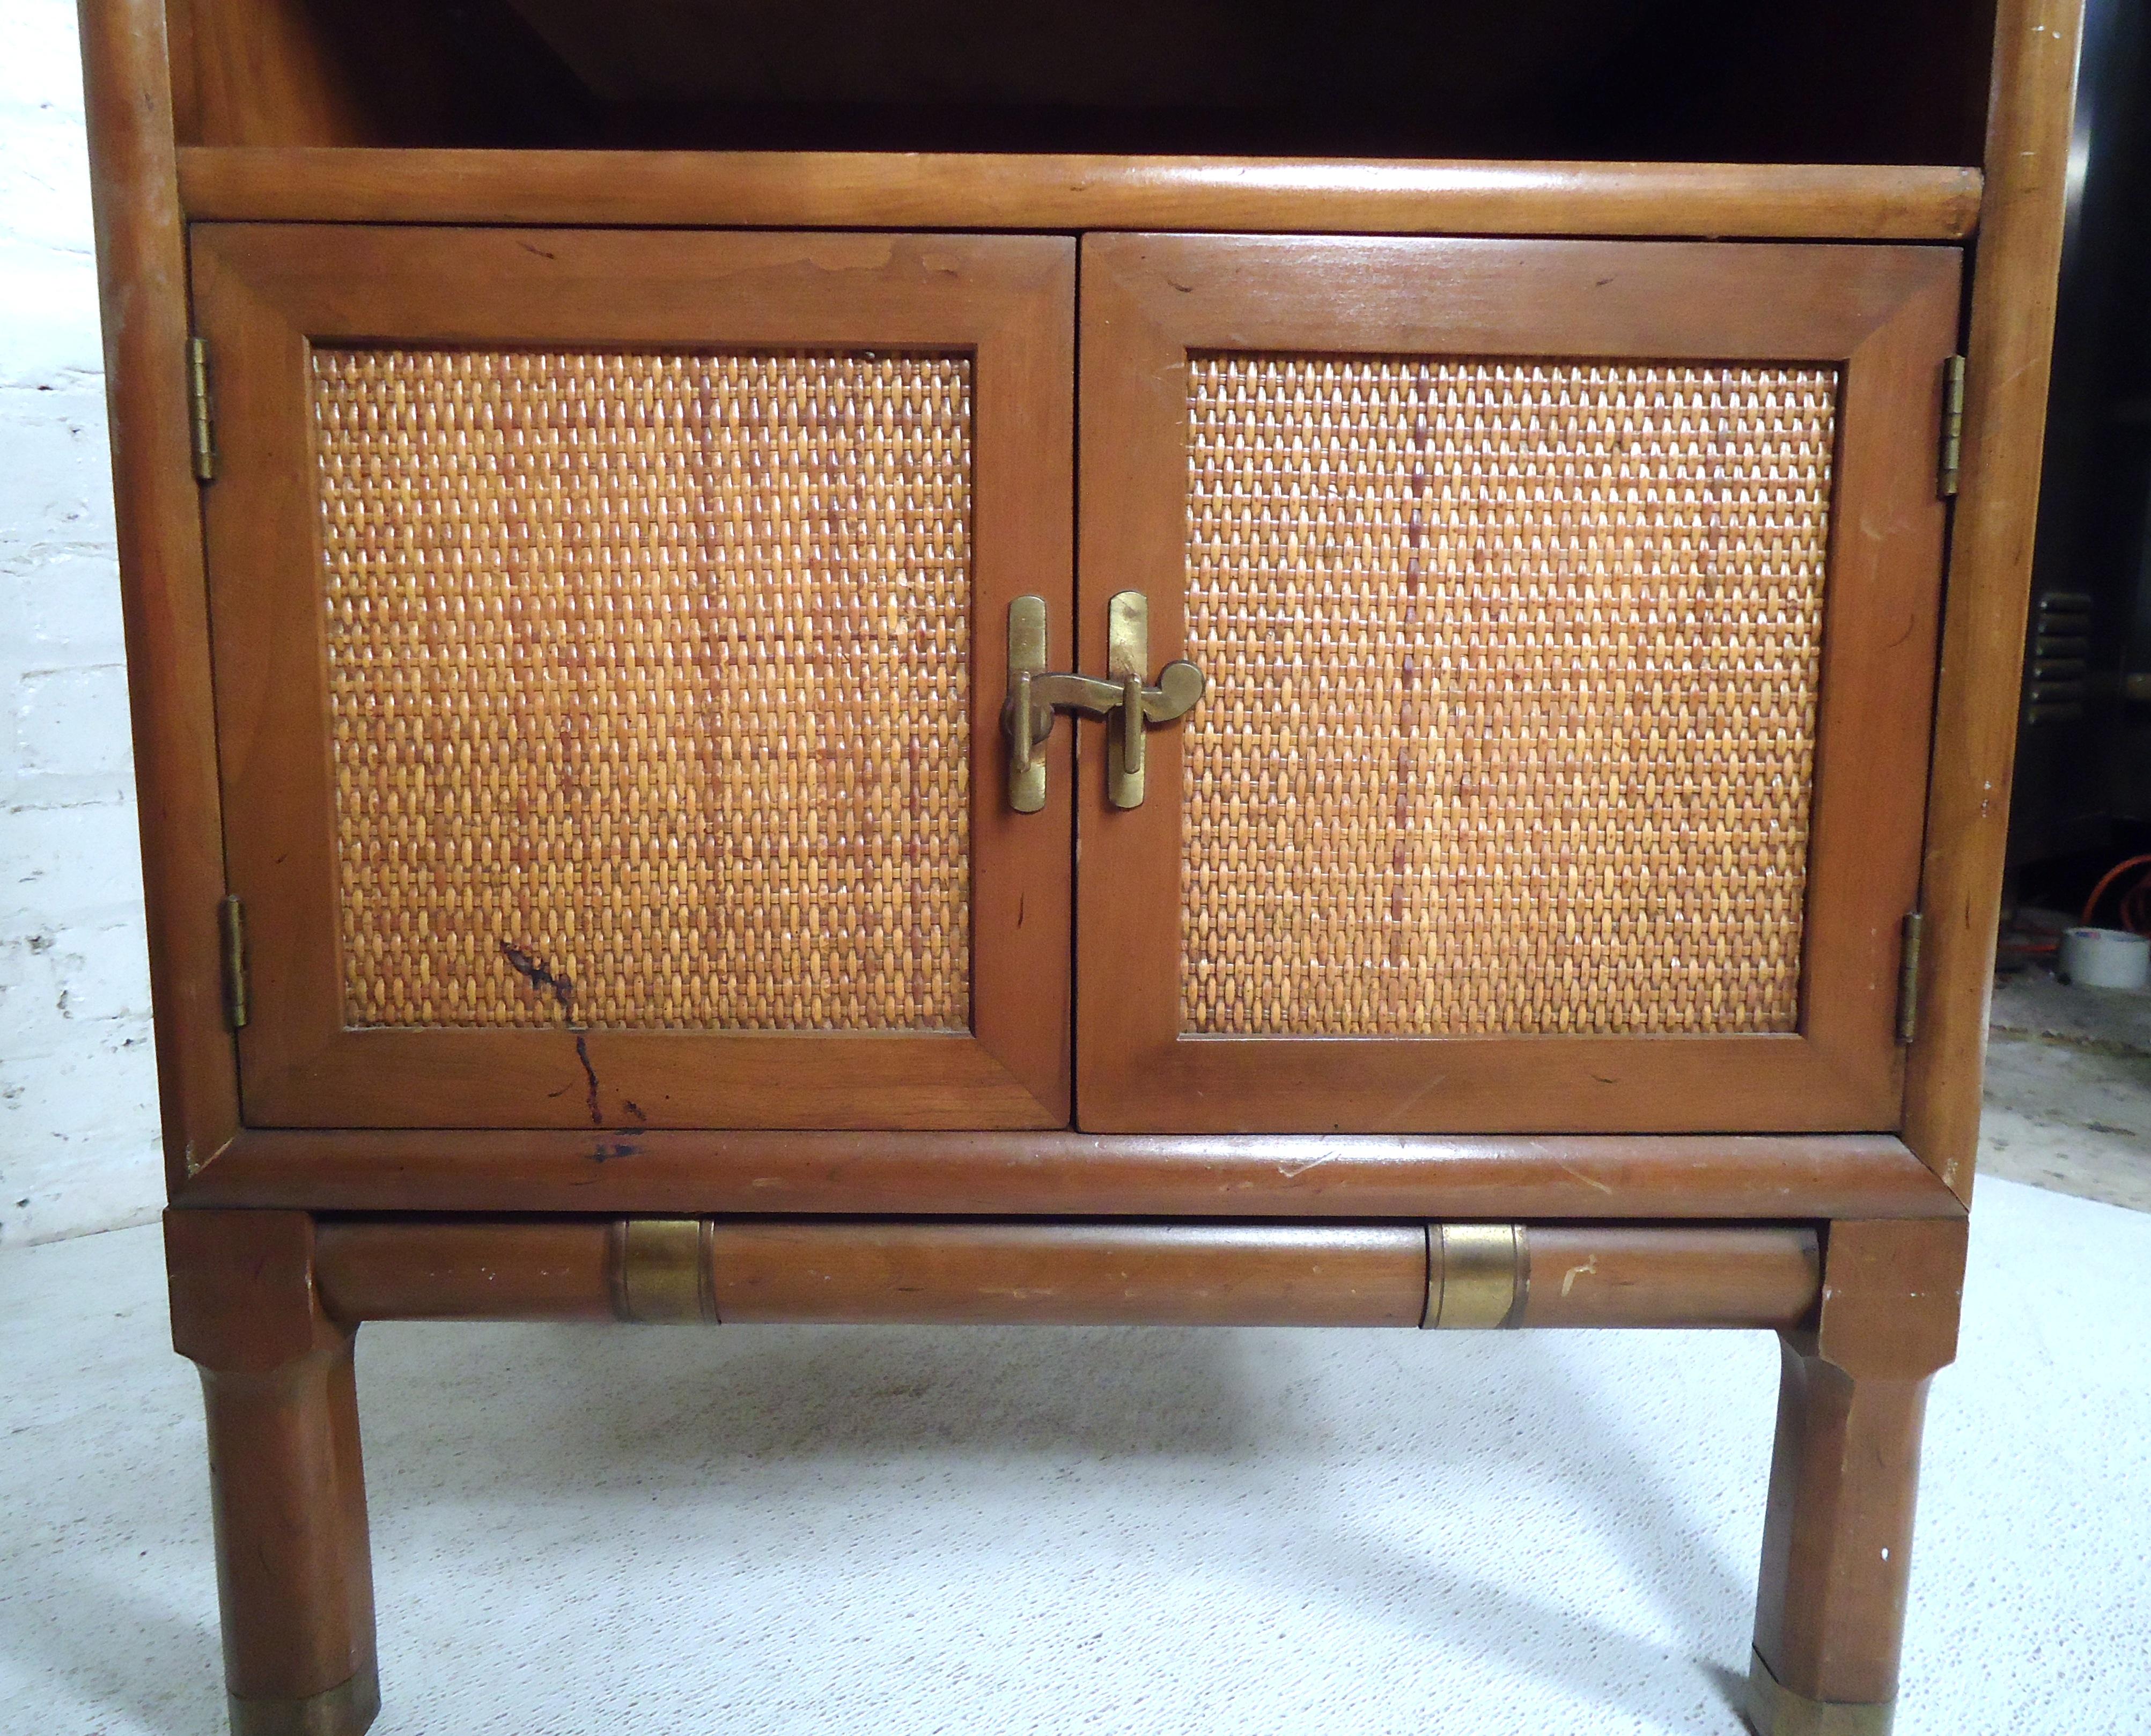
[1074,233,1962,1135]
[193,223,1076,1130]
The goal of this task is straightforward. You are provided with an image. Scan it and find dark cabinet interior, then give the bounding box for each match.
[173,0,1996,163]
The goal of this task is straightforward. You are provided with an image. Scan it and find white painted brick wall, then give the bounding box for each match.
[1,0,165,1244]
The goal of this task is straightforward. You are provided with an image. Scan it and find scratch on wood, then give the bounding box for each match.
[573,1034,602,1128]
[501,942,604,1126]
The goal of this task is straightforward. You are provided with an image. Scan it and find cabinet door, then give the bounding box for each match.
[195,226,1073,1130]
[1076,234,1958,1134]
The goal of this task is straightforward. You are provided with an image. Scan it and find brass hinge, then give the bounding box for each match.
[218,893,249,1029]
[187,336,216,482]
[1937,354,1965,498]
[1896,911,1924,1046]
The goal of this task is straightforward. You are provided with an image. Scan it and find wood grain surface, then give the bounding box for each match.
[181,1129,1961,1220]
[1750,1218,1968,1705]
[79,0,243,1185]
[175,148,1985,239]
[1077,233,1960,1135]
[166,1210,377,1707]
[310,1213,1824,1330]
[1518,1226,1821,1329]
[1904,0,2086,1201]
[191,223,1076,1131]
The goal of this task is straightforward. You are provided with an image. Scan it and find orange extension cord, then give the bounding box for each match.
[2081,854,2151,936]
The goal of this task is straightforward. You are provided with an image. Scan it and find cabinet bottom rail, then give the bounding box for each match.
[167,1209,1963,1736]
[305,1215,1823,1331]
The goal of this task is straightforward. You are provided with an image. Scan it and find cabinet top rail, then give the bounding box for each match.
[175,149,1983,241]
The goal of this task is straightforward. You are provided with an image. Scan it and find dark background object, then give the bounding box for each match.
[2010,0,2151,900]
[202,0,1999,160]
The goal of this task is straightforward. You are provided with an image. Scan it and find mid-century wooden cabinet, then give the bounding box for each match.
[77,1,2080,1731]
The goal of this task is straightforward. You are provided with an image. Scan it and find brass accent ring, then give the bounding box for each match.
[227,1664,381,1736]
[1424,1223,1526,1329]
[1745,1646,1895,1735]
[609,1218,717,1322]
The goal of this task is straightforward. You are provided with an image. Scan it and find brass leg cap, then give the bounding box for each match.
[1745,1648,1894,1736]
[229,1664,381,1736]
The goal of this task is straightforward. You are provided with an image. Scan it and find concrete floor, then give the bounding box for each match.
[1981,967,2151,1211]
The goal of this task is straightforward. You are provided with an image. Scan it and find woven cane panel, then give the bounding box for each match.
[1182,354,1839,1037]
[313,348,973,1031]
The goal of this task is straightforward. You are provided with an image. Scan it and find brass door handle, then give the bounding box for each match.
[1005,592,1204,812]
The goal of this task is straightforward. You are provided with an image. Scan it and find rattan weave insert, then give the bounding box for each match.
[1182,354,1839,1037]
[314,348,973,1032]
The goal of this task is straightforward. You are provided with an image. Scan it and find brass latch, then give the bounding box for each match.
[1005,592,1204,812]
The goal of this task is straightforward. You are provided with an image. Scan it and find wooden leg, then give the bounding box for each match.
[168,1211,379,1736]
[1745,1218,1968,1736]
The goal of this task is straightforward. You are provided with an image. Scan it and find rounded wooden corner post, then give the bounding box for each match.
[1903,0,2084,1203]
[1745,1218,1967,1736]
[167,1212,380,1736]
[79,0,250,1191]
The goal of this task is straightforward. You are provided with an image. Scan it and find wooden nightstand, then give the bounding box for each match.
[76,2,2079,1731]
